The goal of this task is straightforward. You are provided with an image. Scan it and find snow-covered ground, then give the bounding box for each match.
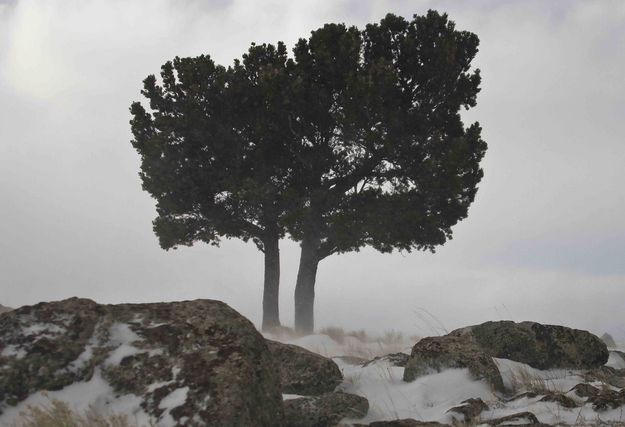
[2,330,624,426]
[278,332,625,426]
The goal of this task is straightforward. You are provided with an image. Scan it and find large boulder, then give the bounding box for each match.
[0,297,284,426]
[601,333,617,348]
[283,392,368,427]
[403,335,505,392]
[0,305,11,315]
[266,340,342,395]
[450,321,608,370]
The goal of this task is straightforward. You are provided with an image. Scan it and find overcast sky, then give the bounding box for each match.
[1,0,624,340]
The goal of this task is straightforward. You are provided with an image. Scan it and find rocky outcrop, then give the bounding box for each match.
[447,398,489,422]
[483,411,541,426]
[569,383,600,398]
[450,321,608,370]
[403,335,505,392]
[0,297,284,426]
[538,392,578,408]
[355,421,449,427]
[363,352,410,368]
[587,389,625,411]
[283,391,368,427]
[601,333,617,348]
[267,340,342,395]
[0,305,11,315]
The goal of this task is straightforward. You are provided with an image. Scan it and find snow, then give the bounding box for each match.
[103,322,162,366]
[494,357,586,393]
[22,323,65,336]
[335,357,495,424]
[607,351,625,369]
[0,344,27,359]
[158,387,190,426]
[104,323,143,366]
[282,394,304,400]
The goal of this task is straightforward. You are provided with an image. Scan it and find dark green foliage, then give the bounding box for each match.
[129,10,486,332]
[130,45,296,252]
[286,10,486,259]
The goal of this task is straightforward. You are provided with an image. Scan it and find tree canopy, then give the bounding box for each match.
[130,10,486,334]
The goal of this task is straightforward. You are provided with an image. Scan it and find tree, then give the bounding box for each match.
[284,11,487,333]
[129,42,298,330]
[129,10,486,335]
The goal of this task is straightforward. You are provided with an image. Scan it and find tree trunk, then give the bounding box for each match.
[294,236,320,334]
[261,237,281,331]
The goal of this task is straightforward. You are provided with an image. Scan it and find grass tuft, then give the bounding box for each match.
[8,396,152,427]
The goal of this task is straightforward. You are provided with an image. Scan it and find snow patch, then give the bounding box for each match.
[282,394,304,400]
[335,357,494,424]
[158,386,190,426]
[1,344,27,359]
[22,323,65,335]
[606,351,625,369]
[494,358,585,393]
[104,322,155,366]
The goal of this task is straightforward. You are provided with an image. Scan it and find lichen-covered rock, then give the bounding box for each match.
[363,352,410,368]
[403,335,504,392]
[450,321,608,370]
[283,391,368,427]
[447,397,489,422]
[583,365,625,388]
[267,340,342,395]
[539,392,579,408]
[587,389,625,411]
[0,297,284,426]
[601,333,617,348]
[483,411,541,426]
[354,420,449,427]
[569,383,599,398]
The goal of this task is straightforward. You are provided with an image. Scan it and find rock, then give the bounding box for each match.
[334,355,369,366]
[447,397,489,422]
[483,411,541,426]
[601,333,617,348]
[0,305,11,315]
[587,389,625,411]
[403,335,505,392]
[503,391,538,402]
[283,391,368,427]
[266,340,342,395]
[569,383,599,398]
[354,420,449,427]
[450,320,609,370]
[0,297,284,426]
[583,366,625,388]
[539,392,579,408]
[363,353,410,368]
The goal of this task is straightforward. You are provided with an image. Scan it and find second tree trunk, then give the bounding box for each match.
[294,237,319,334]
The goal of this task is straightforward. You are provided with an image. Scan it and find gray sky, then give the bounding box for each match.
[1,0,624,340]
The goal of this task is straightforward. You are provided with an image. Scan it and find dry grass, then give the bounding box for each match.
[507,365,557,395]
[8,397,152,427]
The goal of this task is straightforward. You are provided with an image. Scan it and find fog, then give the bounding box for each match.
[1,0,624,340]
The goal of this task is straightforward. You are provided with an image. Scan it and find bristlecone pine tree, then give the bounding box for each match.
[130,42,299,330]
[130,10,486,334]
